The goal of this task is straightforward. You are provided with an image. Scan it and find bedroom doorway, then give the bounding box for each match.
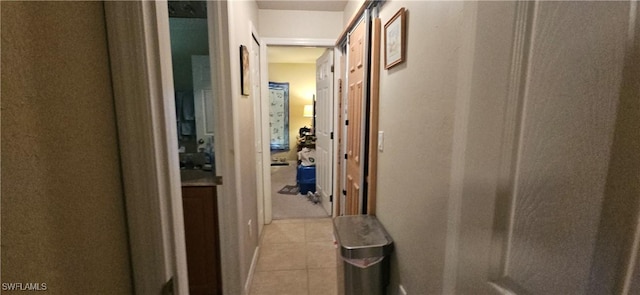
[265,45,330,220]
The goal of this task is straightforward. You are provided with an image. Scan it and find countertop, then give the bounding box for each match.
[180,169,222,187]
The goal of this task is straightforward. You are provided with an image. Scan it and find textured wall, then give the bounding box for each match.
[258,10,342,39]
[342,0,365,27]
[1,2,133,293]
[268,63,315,161]
[227,0,261,292]
[375,1,464,294]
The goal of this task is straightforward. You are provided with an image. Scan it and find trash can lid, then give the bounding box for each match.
[333,215,394,259]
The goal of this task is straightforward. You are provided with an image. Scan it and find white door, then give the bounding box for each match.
[192,55,214,150]
[250,34,265,236]
[452,1,637,294]
[315,49,334,215]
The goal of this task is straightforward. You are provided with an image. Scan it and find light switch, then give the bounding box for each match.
[378,131,384,152]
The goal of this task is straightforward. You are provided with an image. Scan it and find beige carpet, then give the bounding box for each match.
[271,162,329,220]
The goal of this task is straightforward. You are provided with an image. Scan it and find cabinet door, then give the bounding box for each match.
[182,186,221,295]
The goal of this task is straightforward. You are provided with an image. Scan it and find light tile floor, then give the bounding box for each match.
[250,218,338,295]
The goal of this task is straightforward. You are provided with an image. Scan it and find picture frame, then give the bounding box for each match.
[384,7,406,69]
[268,82,290,151]
[240,45,250,96]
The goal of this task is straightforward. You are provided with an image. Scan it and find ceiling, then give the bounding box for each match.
[256,0,348,12]
[268,46,328,64]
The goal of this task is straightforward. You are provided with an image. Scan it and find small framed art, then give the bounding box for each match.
[384,7,406,69]
[240,45,250,96]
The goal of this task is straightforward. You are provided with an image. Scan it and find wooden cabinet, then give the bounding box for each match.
[182,186,222,295]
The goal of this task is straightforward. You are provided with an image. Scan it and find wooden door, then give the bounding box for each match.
[336,65,345,216]
[453,1,636,294]
[192,55,214,150]
[336,52,346,216]
[316,49,334,215]
[345,19,367,215]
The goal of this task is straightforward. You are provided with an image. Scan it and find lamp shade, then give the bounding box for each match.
[303,105,313,117]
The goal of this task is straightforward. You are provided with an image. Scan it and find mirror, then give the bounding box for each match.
[168,1,216,176]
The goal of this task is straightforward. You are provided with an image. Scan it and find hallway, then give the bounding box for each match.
[249,218,337,295]
[3,1,640,294]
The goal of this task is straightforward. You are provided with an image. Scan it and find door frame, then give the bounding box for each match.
[258,38,340,223]
[104,2,188,293]
[104,1,239,294]
[249,22,266,238]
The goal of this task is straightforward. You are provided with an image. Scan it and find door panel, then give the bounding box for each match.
[455,1,631,294]
[346,175,359,216]
[345,18,367,215]
[492,2,627,293]
[337,53,346,216]
[316,49,334,215]
[250,35,264,236]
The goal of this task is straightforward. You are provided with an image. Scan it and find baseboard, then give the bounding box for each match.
[244,246,260,295]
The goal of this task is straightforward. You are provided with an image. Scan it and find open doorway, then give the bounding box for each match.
[265,45,330,220]
[167,2,222,294]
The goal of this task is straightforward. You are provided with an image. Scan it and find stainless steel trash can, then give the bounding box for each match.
[334,215,394,295]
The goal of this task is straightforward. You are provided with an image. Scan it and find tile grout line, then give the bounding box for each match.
[251,219,334,295]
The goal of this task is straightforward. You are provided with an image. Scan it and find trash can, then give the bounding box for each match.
[333,215,394,295]
[297,165,316,194]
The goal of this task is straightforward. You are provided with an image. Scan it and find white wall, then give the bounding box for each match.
[343,0,365,26]
[374,1,467,294]
[259,9,342,39]
[225,1,261,293]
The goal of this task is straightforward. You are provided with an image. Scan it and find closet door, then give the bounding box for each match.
[345,17,367,215]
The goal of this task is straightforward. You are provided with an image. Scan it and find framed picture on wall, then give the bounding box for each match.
[268,82,290,151]
[240,45,250,96]
[384,7,406,69]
